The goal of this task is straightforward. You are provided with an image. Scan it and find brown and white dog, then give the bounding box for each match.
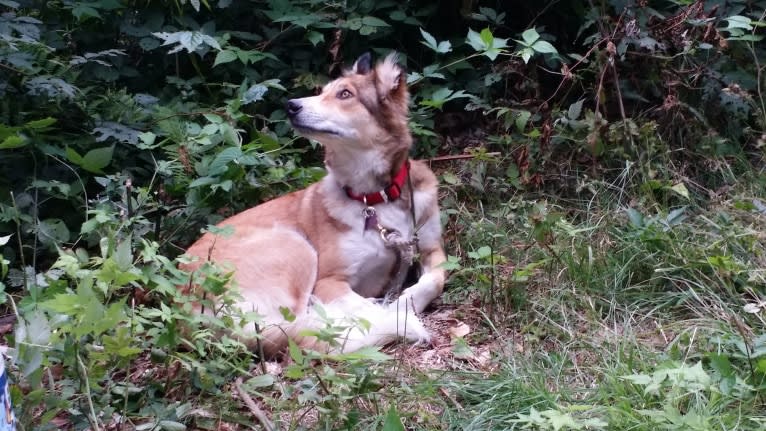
[183,53,446,356]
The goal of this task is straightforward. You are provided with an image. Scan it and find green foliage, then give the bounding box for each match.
[2,0,766,429]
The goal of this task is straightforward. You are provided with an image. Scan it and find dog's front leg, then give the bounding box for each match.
[310,277,430,351]
[395,245,446,314]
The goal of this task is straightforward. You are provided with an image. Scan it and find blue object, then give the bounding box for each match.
[0,359,15,431]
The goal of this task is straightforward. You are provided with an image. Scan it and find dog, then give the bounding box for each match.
[182,52,446,356]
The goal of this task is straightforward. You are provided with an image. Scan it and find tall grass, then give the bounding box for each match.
[438,158,766,430]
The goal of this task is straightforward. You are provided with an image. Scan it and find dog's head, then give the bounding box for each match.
[286,52,411,152]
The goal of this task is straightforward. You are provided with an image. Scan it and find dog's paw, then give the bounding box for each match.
[396,312,430,344]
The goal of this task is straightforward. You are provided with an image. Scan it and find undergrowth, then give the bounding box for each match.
[2,0,766,430]
[438,157,766,430]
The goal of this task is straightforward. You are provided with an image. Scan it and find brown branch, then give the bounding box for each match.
[234,377,276,431]
[426,152,501,163]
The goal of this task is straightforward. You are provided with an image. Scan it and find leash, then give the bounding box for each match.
[359,160,422,294]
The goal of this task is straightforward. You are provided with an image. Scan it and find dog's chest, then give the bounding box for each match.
[337,205,414,298]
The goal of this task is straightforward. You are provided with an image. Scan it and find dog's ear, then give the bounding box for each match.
[374,52,407,103]
[350,52,372,75]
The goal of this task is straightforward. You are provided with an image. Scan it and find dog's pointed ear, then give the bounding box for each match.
[375,52,407,102]
[351,52,372,75]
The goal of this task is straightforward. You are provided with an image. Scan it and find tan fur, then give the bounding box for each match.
[182,53,446,356]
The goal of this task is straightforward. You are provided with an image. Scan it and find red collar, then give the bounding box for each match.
[344,161,409,205]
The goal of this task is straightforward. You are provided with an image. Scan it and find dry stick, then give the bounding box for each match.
[426,152,501,163]
[253,321,268,375]
[77,352,102,431]
[749,9,766,128]
[593,63,609,121]
[527,0,560,28]
[31,152,39,279]
[439,387,464,412]
[544,38,608,106]
[234,377,276,431]
[9,192,27,292]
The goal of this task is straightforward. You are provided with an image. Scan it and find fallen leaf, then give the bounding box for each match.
[448,322,470,339]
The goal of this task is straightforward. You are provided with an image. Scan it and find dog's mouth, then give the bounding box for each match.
[289,119,345,138]
[292,124,340,136]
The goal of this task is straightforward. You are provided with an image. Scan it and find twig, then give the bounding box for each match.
[9,192,28,291]
[426,152,500,163]
[254,320,268,374]
[439,387,464,411]
[120,285,137,430]
[748,9,766,128]
[77,351,101,431]
[527,0,560,29]
[543,38,607,105]
[0,62,23,74]
[234,377,276,431]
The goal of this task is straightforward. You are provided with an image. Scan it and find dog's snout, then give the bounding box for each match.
[286,99,302,117]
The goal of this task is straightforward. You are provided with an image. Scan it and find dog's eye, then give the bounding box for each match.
[337,89,353,99]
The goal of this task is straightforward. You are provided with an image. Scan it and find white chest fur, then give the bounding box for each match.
[320,176,418,298]
[340,203,414,297]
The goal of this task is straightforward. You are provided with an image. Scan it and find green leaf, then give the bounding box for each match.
[208,147,243,174]
[515,110,531,132]
[543,410,580,431]
[248,374,275,387]
[420,28,438,50]
[72,4,101,20]
[361,16,389,27]
[725,15,753,30]
[729,34,765,42]
[189,176,217,188]
[521,28,540,45]
[466,28,486,51]
[389,10,407,21]
[38,218,70,245]
[41,293,83,314]
[331,346,391,362]
[66,147,82,166]
[114,237,133,271]
[213,49,237,67]
[480,27,494,46]
[153,31,221,54]
[519,47,533,63]
[158,420,187,431]
[625,207,644,228]
[24,117,56,129]
[469,245,492,260]
[81,145,114,173]
[306,31,324,46]
[440,255,462,271]
[442,172,460,185]
[532,39,557,54]
[137,131,158,149]
[670,182,690,200]
[242,84,269,104]
[451,337,474,359]
[567,100,584,120]
[420,87,472,109]
[288,339,304,363]
[381,407,405,431]
[463,27,507,60]
[0,135,26,149]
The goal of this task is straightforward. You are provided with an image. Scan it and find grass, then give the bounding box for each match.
[218,155,766,430]
[7,151,766,430]
[428,157,766,430]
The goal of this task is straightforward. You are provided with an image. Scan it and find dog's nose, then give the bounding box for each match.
[286,99,302,117]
